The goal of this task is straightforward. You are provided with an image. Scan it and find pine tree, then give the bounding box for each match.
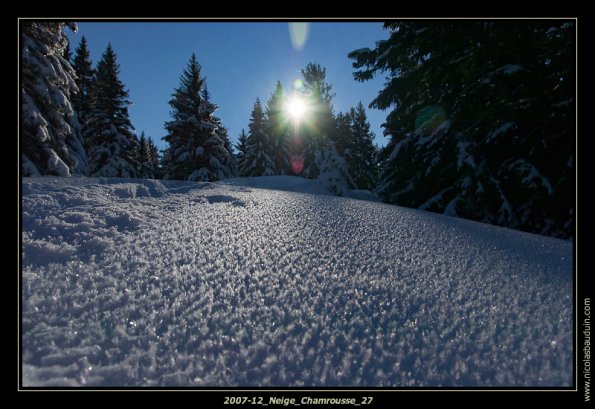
[72,36,95,140]
[349,21,574,238]
[162,53,230,181]
[266,81,290,174]
[347,102,378,190]
[235,129,249,176]
[242,98,276,177]
[85,43,140,178]
[21,21,86,176]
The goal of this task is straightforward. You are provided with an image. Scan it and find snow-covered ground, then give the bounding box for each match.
[220,175,380,202]
[21,176,573,387]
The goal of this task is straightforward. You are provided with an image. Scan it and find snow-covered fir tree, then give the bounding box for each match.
[72,36,95,143]
[162,53,230,181]
[235,129,249,176]
[349,21,574,238]
[148,137,161,178]
[137,131,160,179]
[242,98,276,177]
[317,140,353,197]
[217,125,236,177]
[266,81,290,175]
[346,102,378,190]
[300,63,336,179]
[202,85,235,177]
[85,43,139,178]
[63,39,72,62]
[21,21,87,176]
[332,111,351,158]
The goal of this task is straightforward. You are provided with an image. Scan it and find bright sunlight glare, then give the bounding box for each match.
[286,96,307,121]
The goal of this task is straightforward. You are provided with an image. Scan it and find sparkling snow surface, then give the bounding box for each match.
[21,176,573,387]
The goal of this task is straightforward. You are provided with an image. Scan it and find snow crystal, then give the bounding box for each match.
[21,176,573,387]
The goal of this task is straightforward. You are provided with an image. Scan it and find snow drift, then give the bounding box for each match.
[21,176,573,387]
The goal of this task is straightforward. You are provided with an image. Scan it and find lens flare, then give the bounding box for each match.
[290,155,304,175]
[415,105,446,134]
[288,23,310,51]
[286,96,307,120]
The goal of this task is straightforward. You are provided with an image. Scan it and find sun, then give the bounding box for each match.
[286,96,307,120]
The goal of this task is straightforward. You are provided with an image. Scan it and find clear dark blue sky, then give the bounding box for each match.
[67,22,390,151]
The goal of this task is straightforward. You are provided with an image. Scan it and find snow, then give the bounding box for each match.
[560,22,573,30]
[448,53,471,65]
[481,65,525,84]
[460,176,472,190]
[21,176,572,387]
[21,155,41,177]
[492,176,513,224]
[22,22,86,177]
[500,64,523,75]
[456,140,476,170]
[552,98,573,108]
[177,151,191,162]
[377,45,398,62]
[316,145,353,197]
[221,176,329,196]
[432,119,451,135]
[221,176,373,201]
[388,135,412,162]
[187,168,210,182]
[201,123,218,133]
[349,189,380,202]
[486,122,515,143]
[510,159,554,195]
[46,150,71,177]
[418,187,450,211]
[442,196,459,216]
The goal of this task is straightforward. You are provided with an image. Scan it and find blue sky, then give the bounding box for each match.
[67,22,391,151]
